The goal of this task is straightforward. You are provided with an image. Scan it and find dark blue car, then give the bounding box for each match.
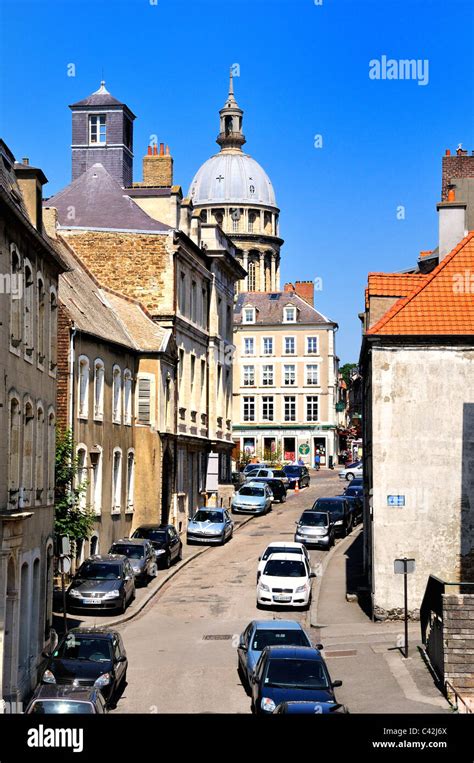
[250,645,342,714]
[273,700,348,714]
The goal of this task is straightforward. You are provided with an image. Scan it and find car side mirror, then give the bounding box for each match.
[41,649,51,659]
[332,680,343,688]
[239,643,247,652]
[309,572,316,578]
[258,555,261,561]
[125,575,132,581]
[117,655,127,663]
[315,643,324,650]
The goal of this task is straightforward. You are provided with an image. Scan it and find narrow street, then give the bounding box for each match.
[114,470,342,714]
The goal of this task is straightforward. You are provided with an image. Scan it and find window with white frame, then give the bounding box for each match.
[126,450,135,512]
[284,364,296,386]
[306,364,319,385]
[49,288,58,374]
[8,394,21,499]
[91,447,102,515]
[244,337,254,355]
[112,448,122,512]
[76,445,87,510]
[243,396,255,422]
[262,396,274,422]
[78,356,90,419]
[306,396,319,422]
[89,114,106,144]
[307,336,318,355]
[243,365,255,386]
[112,365,122,423]
[47,409,55,500]
[262,364,274,386]
[35,404,45,500]
[22,398,34,505]
[283,305,296,323]
[93,359,104,420]
[284,336,295,354]
[262,337,273,355]
[23,260,33,359]
[123,369,132,425]
[37,274,45,368]
[284,396,296,422]
[243,306,255,324]
[10,245,22,351]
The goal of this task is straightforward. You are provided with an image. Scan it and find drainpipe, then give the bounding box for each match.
[68,323,76,433]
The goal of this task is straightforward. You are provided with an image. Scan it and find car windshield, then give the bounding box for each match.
[264,659,330,690]
[263,560,306,577]
[29,700,95,714]
[240,486,265,497]
[133,529,167,542]
[77,562,121,580]
[192,511,223,523]
[252,629,310,651]
[110,544,144,560]
[314,501,343,517]
[262,547,302,561]
[54,636,112,662]
[345,488,360,497]
[300,514,328,527]
[346,461,361,469]
[284,466,301,476]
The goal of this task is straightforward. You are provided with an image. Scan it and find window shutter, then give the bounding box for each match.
[137,378,151,424]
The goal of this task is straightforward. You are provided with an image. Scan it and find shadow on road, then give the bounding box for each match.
[344,531,372,619]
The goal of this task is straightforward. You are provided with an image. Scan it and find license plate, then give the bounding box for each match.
[82,598,102,604]
[274,595,291,602]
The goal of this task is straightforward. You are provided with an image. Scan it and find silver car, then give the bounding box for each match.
[295,511,335,549]
[108,538,157,584]
[186,508,234,545]
[231,482,273,515]
[245,467,289,487]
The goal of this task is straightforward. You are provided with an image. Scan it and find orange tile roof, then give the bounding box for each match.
[367,272,426,296]
[367,232,474,335]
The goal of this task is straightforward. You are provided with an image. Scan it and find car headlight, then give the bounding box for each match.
[102,590,121,600]
[94,672,111,688]
[42,669,56,684]
[68,589,82,598]
[259,583,270,592]
[154,549,165,556]
[335,520,343,525]
[295,584,308,593]
[261,697,276,713]
[208,529,222,535]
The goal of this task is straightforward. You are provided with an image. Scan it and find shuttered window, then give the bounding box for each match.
[137,378,151,424]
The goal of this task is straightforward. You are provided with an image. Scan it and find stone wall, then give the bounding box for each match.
[443,593,474,695]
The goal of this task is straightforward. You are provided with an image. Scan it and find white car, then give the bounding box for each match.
[257,553,315,609]
[257,541,310,582]
[338,462,363,481]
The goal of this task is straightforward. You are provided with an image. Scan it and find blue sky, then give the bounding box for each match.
[1,0,473,363]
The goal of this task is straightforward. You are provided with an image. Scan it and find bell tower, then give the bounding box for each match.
[69,81,135,187]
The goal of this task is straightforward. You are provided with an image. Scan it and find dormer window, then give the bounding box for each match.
[284,305,297,323]
[89,115,106,145]
[243,306,256,324]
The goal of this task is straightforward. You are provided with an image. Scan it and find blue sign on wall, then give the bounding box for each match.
[387,495,405,507]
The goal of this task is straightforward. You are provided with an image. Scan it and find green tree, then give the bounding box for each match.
[54,428,95,543]
[339,362,358,386]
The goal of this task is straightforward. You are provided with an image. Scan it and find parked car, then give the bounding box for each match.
[250,477,287,503]
[131,524,182,569]
[250,645,342,714]
[345,476,363,490]
[312,497,353,537]
[273,700,348,714]
[342,484,363,525]
[40,628,127,703]
[237,620,314,690]
[232,470,245,489]
[245,468,289,487]
[243,462,268,476]
[66,555,135,614]
[295,510,335,549]
[257,553,315,609]
[283,464,311,489]
[108,538,157,584]
[25,685,108,714]
[257,541,310,582]
[186,508,234,545]
[231,482,273,515]
[338,461,363,481]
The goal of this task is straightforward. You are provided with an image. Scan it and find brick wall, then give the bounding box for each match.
[56,303,72,430]
[443,593,474,695]
[441,153,474,201]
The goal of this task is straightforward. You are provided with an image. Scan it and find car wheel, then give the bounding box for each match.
[149,562,158,579]
[346,472,354,482]
[118,596,126,615]
[280,493,286,503]
[165,553,172,569]
[177,545,183,561]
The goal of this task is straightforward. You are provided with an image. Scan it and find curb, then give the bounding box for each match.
[310,525,363,628]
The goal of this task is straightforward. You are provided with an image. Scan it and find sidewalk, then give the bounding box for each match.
[310,528,451,714]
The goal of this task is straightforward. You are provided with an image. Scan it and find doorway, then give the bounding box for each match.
[313,437,327,466]
[283,437,296,462]
[161,448,173,524]
[263,437,276,461]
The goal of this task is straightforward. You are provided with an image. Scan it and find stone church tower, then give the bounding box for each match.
[188,72,283,293]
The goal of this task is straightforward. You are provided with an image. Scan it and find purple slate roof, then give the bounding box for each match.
[45,163,170,232]
[234,291,336,326]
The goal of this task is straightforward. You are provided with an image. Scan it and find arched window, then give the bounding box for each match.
[30,558,40,660]
[248,212,256,233]
[48,287,58,374]
[37,274,45,368]
[76,445,88,511]
[8,393,21,503]
[123,369,132,425]
[47,408,55,501]
[78,356,89,419]
[90,446,102,515]
[19,562,30,684]
[112,365,122,424]
[248,260,257,291]
[93,359,104,420]
[35,404,45,502]
[44,542,54,641]
[126,449,135,513]
[112,448,122,512]
[10,244,22,351]
[90,534,99,556]
[22,398,34,507]
[23,259,34,360]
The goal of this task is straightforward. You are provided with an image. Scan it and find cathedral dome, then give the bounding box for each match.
[188,152,277,208]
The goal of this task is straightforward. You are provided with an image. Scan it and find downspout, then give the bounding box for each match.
[68,323,76,433]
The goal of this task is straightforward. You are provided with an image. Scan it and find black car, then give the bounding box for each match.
[342,484,363,525]
[40,628,128,703]
[25,685,108,714]
[283,464,310,489]
[311,498,352,537]
[250,477,287,503]
[131,524,182,569]
[109,538,157,584]
[250,645,342,714]
[66,555,136,614]
[345,477,363,490]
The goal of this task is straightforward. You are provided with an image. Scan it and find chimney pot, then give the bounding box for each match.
[445,149,451,156]
[153,144,158,156]
[147,145,152,155]
[447,188,456,202]
[22,157,29,165]
[165,145,170,156]
[159,143,165,156]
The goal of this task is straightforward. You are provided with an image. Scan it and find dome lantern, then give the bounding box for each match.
[216,68,246,151]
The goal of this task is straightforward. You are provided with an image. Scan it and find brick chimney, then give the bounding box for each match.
[441,147,474,201]
[142,143,173,187]
[284,281,314,306]
[14,159,48,231]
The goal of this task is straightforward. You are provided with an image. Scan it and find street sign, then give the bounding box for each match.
[58,555,71,575]
[394,558,415,574]
[387,495,405,507]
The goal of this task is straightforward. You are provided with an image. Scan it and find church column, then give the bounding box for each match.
[275,256,280,290]
[259,210,264,234]
[270,253,276,291]
[259,254,265,292]
[243,251,249,291]
[242,208,248,234]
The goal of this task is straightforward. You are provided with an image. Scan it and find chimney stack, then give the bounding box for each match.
[142,142,174,187]
[437,187,467,259]
[14,160,47,232]
[283,281,314,306]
